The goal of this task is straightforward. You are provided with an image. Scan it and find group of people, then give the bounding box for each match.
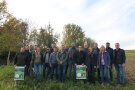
[14,42,126,85]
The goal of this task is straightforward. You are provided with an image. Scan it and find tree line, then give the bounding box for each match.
[0,0,95,65]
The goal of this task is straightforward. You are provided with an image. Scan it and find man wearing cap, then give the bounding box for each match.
[68,42,78,80]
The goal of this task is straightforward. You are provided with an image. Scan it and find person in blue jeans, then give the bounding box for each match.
[43,48,51,78]
[32,47,43,82]
[49,47,58,80]
[68,42,78,80]
[106,42,114,81]
[113,43,126,85]
[98,45,110,84]
[57,45,68,82]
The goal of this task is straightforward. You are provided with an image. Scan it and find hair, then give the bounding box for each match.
[100,45,105,51]
[106,42,110,44]
[115,43,119,45]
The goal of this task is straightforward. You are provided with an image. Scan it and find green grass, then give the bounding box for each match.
[0,50,135,90]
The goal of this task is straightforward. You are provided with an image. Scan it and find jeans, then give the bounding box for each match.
[50,63,58,80]
[109,65,113,81]
[43,63,51,78]
[100,65,109,83]
[34,63,43,81]
[115,64,125,84]
[68,60,76,79]
[58,64,67,82]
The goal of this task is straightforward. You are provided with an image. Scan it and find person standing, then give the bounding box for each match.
[32,47,43,82]
[49,47,58,80]
[68,42,78,80]
[43,48,51,78]
[14,47,27,67]
[93,43,100,82]
[57,45,68,82]
[86,48,97,84]
[106,42,113,81]
[75,46,85,65]
[113,43,126,85]
[83,44,89,61]
[98,45,110,84]
[24,45,32,76]
[64,44,69,75]
[50,43,56,53]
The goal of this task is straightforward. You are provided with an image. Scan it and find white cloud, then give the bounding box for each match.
[6,0,135,49]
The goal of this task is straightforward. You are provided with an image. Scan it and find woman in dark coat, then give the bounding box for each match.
[75,46,85,65]
[86,47,97,83]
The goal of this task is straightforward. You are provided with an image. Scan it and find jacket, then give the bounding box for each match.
[69,47,78,61]
[113,48,126,64]
[57,50,68,65]
[49,52,58,64]
[14,52,27,66]
[106,47,113,64]
[93,47,100,66]
[97,51,110,67]
[32,52,43,65]
[86,52,97,67]
[76,51,85,65]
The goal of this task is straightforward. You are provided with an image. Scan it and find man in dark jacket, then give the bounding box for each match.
[64,44,69,75]
[113,43,126,84]
[86,48,97,83]
[68,42,78,79]
[93,43,100,82]
[14,47,27,67]
[25,45,32,76]
[43,48,51,78]
[83,44,89,61]
[106,42,113,81]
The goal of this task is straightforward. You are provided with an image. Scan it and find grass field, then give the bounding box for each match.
[0,50,135,90]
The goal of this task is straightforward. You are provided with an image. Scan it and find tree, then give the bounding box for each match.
[0,16,29,64]
[0,0,10,25]
[62,24,85,46]
[84,37,95,48]
[29,23,59,48]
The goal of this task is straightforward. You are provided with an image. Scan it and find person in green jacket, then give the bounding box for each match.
[57,45,68,82]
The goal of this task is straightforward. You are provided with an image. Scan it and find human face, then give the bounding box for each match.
[54,48,57,52]
[20,48,25,52]
[78,46,83,51]
[36,48,40,53]
[115,43,120,50]
[106,43,110,48]
[94,43,98,48]
[61,45,65,51]
[100,46,105,52]
[84,44,88,48]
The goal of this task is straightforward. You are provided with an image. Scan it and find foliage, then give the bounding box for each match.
[0,16,29,52]
[29,24,59,48]
[62,24,85,46]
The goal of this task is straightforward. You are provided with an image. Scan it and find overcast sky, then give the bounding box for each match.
[5,0,135,49]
